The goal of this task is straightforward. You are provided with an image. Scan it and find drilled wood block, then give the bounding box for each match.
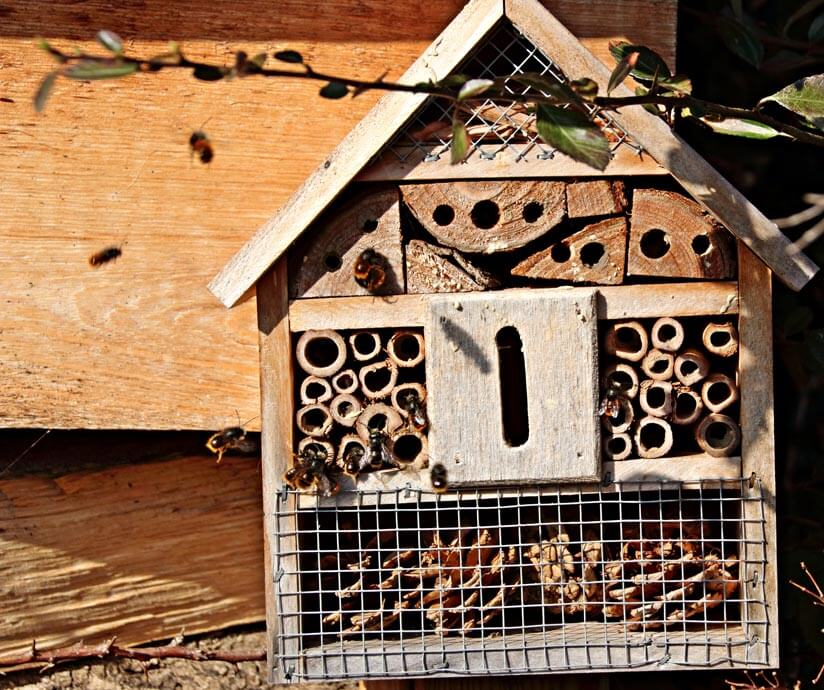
[289,188,403,298]
[402,180,565,253]
[406,239,497,293]
[627,189,736,279]
[566,180,626,218]
[425,288,600,485]
[512,217,627,284]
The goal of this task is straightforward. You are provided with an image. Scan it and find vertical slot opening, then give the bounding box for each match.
[496,326,529,447]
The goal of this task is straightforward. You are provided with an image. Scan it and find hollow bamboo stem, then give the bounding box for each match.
[391,383,427,416]
[299,376,333,405]
[601,396,634,434]
[297,437,335,465]
[695,413,741,457]
[331,368,359,395]
[701,373,739,413]
[650,317,685,352]
[702,322,739,358]
[603,432,633,461]
[671,385,704,426]
[358,359,399,399]
[602,363,640,399]
[640,348,674,381]
[337,434,368,473]
[295,329,347,377]
[296,402,333,438]
[330,393,363,428]
[635,416,674,459]
[387,331,426,368]
[349,331,383,362]
[356,403,403,441]
[389,428,428,469]
[639,380,673,418]
[604,321,649,362]
[674,348,710,386]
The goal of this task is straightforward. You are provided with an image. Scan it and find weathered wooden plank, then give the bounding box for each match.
[0,455,264,658]
[288,283,739,332]
[425,289,600,484]
[0,0,676,430]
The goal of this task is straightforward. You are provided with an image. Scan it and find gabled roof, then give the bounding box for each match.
[210,0,818,307]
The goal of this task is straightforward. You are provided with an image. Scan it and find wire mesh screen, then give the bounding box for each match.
[381,20,642,166]
[273,479,768,681]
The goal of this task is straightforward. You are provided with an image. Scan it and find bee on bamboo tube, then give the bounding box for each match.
[598,377,631,419]
[429,462,449,493]
[399,390,428,431]
[365,427,392,469]
[284,444,339,497]
[343,444,367,476]
[353,248,387,292]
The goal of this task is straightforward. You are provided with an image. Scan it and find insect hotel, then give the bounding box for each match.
[209,0,818,682]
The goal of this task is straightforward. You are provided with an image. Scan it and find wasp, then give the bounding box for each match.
[353,248,387,292]
[398,390,427,431]
[598,376,632,419]
[206,416,259,463]
[429,462,448,493]
[89,246,122,267]
[189,130,214,164]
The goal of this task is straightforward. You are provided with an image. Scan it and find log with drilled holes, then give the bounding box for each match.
[406,238,499,293]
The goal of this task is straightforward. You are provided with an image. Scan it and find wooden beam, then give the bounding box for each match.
[0,455,264,658]
[287,283,739,332]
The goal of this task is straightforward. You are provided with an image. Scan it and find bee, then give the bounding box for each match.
[353,248,387,292]
[283,444,339,497]
[205,416,259,463]
[430,462,448,493]
[598,377,631,419]
[189,130,214,164]
[365,427,393,470]
[342,443,367,476]
[399,390,427,431]
[89,246,122,267]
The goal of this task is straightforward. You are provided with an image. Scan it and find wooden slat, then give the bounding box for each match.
[287,283,739,332]
[507,0,819,291]
[0,455,264,658]
[606,455,741,485]
[737,245,778,666]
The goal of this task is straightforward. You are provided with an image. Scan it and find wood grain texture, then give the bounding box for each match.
[288,282,739,332]
[1,0,676,429]
[0,455,264,658]
[425,289,600,484]
[406,239,497,293]
[566,180,626,218]
[507,0,819,291]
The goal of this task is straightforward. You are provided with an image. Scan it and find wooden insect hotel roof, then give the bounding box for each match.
[209,0,819,308]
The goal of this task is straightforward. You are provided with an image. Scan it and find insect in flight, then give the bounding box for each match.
[429,462,448,493]
[189,130,214,164]
[353,248,387,292]
[205,414,259,463]
[89,246,122,267]
[598,375,631,419]
[398,390,427,431]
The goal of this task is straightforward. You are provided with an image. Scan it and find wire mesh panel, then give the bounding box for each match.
[381,20,642,166]
[273,479,768,681]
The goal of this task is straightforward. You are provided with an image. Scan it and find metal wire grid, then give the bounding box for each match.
[382,20,642,165]
[273,479,768,681]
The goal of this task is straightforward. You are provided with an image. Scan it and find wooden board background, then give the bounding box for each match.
[0,0,676,430]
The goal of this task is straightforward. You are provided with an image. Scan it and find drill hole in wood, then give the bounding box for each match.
[639,228,670,259]
[691,234,711,255]
[580,242,606,268]
[323,252,343,272]
[522,201,544,223]
[470,200,500,229]
[550,243,571,263]
[361,218,378,233]
[432,204,455,226]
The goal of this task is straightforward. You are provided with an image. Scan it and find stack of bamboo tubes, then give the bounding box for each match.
[601,317,741,460]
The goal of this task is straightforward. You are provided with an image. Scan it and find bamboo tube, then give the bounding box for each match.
[635,416,674,459]
[331,368,358,395]
[650,317,685,352]
[296,403,333,438]
[387,330,426,368]
[601,396,634,434]
[640,348,675,381]
[702,322,739,358]
[389,428,428,469]
[391,383,427,417]
[639,380,673,418]
[358,359,398,399]
[337,434,368,474]
[695,413,741,457]
[603,432,633,461]
[674,348,710,386]
[701,373,739,413]
[671,385,704,426]
[295,329,347,377]
[603,321,649,362]
[348,331,382,362]
[299,375,333,405]
[297,437,335,465]
[330,393,363,428]
[602,363,640,399]
[356,403,403,441]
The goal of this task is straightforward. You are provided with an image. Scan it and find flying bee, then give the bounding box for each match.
[205,415,259,463]
[353,248,387,292]
[429,462,448,493]
[189,130,214,164]
[598,376,631,419]
[399,390,427,431]
[88,246,122,267]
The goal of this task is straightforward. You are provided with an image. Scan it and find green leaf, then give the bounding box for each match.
[457,78,494,100]
[718,15,764,67]
[450,118,470,164]
[64,60,138,80]
[570,77,598,101]
[635,85,664,115]
[37,38,67,63]
[694,116,788,139]
[319,81,348,99]
[437,74,469,89]
[760,74,824,131]
[783,0,824,35]
[609,42,671,81]
[659,74,692,94]
[274,50,303,64]
[535,104,610,171]
[33,71,58,112]
[607,50,638,94]
[809,12,824,42]
[783,305,814,337]
[96,30,123,54]
[250,53,267,68]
